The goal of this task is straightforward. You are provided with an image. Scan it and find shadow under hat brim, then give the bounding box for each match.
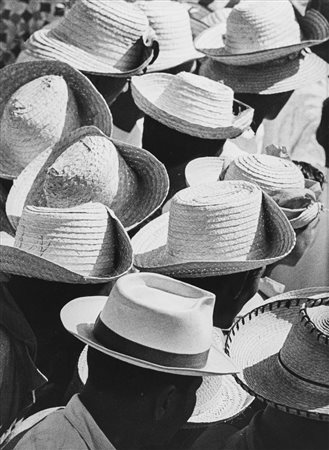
[131,191,296,278]
[20,29,157,76]
[0,208,133,283]
[194,20,329,65]
[200,51,328,94]
[0,61,112,180]
[226,294,329,421]
[61,296,238,376]
[6,127,169,231]
[131,74,253,139]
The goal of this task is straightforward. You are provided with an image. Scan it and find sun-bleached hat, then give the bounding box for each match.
[6,126,169,231]
[131,72,253,139]
[226,290,329,421]
[132,181,295,277]
[0,61,112,180]
[77,326,254,425]
[16,0,157,76]
[136,1,202,72]
[194,2,329,65]
[0,202,132,283]
[185,154,323,230]
[61,272,238,376]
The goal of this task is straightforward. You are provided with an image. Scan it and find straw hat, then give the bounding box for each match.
[194,2,329,65]
[188,4,230,39]
[226,290,329,421]
[6,126,169,231]
[0,202,132,283]
[131,72,253,139]
[136,1,202,72]
[185,154,323,230]
[0,61,112,180]
[17,0,157,75]
[77,327,254,426]
[61,272,238,376]
[132,181,295,277]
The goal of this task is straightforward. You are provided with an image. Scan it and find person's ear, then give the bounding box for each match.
[154,385,178,422]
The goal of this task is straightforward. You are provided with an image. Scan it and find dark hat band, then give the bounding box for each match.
[93,315,210,369]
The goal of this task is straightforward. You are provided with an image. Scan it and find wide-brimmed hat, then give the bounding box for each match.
[16,0,157,76]
[136,1,202,72]
[226,290,329,421]
[61,272,238,376]
[6,126,169,231]
[199,47,328,94]
[194,2,329,65]
[131,72,253,139]
[132,181,295,277]
[187,3,231,38]
[0,61,112,180]
[185,154,323,230]
[77,326,254,426]
[0,202,132,283]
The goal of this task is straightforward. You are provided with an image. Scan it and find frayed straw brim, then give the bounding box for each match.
[194,13,329,65]
[0,61,112,180]
[62,296,237,377]
[226,292,329,421]
[199,51,328,94]
[0,207,132,284]
[132,192,295,278]
[6,126,169,231]
[131,74,253,139]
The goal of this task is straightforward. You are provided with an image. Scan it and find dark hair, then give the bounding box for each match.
[292,160,325,189]
[86,347,200,397]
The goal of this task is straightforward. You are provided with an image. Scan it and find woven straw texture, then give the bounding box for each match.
[199,51,329,94]
[17,0,156,75]
[0,202,132,283]
[195,2,329,65]
[0,61,112,180]
[226,293,329,421]
[136,1,202,72]
[131,72,253,139]
[6,126,169,231]
[185,156,229,187]
[132,181,295,277]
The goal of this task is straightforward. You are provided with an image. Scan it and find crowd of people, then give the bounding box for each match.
[0,1,328,449]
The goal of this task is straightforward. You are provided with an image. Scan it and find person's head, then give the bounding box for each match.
[81,347,202,447]
[84,73,128,107]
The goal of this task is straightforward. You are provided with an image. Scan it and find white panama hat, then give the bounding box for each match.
[131,72,253,139]
[0,61,112,180]
[61,272,238,376]
[16,0,157,76]
[132,181,296,278]
[226,290,329,421]
[0,202,132,284]
[136,0,202,72]
[194,2,329,65]
[6,126,169,231]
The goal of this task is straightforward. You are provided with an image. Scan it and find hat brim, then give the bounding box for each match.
[146,48,203,72]
[0,61,112,180]
[132,191,296,278]
[0,208,132,283]
[226,292,329,421]
[19,29,157,76]
[131,73,253,139]
[185,157,227,187]
[199,51,328,94]
[6,126,169,231]
[61,296,237,376]
[194,22,329,65]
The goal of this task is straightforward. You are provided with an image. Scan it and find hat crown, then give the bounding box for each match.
[225,1,302,55]
[167,181,268,262]
[49,0,149,64]
[14,202,116,277]
[0,75,80,172]
[280,302,329,387]
[224,154,305,193]
[155,73,234,127]
[99,273,215,354]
